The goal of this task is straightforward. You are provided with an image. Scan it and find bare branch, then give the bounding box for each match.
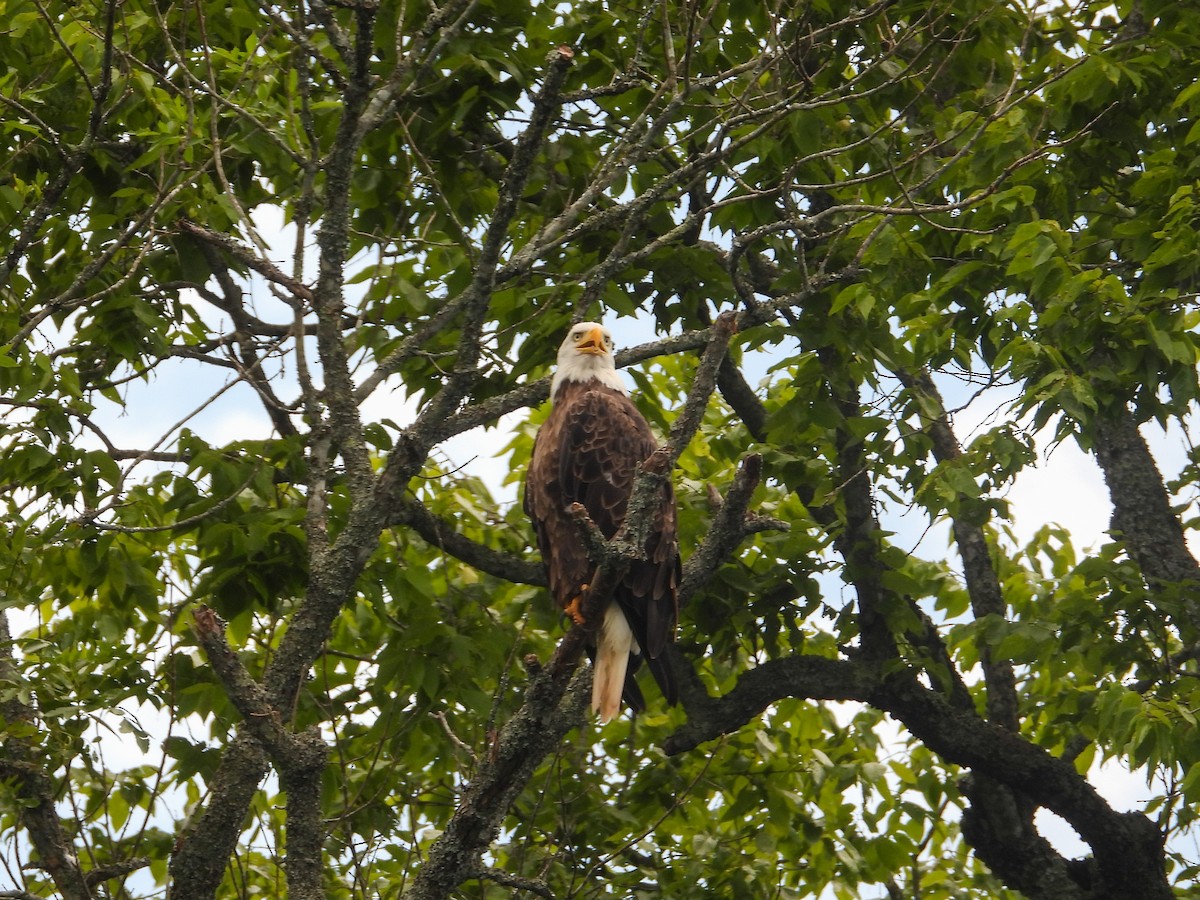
[403,669,591,900]
[178,219,314,307]
[166,733,269,900]
[819,347,897,662]
[191,607,331,899]
[474,866,554,899]
[404,46,577,440]
[83,857,151,887]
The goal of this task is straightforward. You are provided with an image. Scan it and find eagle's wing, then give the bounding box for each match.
[558,390,653,540]
[559,390,679,707]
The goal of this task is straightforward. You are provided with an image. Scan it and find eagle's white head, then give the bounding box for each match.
[551,321,628,397]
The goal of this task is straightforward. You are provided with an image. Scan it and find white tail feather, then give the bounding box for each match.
[592,604,634,723]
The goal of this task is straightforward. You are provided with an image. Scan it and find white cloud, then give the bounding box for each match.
[1006,439,1110,550]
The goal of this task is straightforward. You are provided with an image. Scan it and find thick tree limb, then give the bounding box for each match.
[403,669,591,900]
[665,652,1170,899]
[820,348,897,662]
[716,356,768,441]
[693,300,771,450]
[668,312,738,450]
[277,728,329,900]
[0,613,91,900]
[475,867,554,898]
[1092,404,1200,631]
[959,775,1085,900]
[894,369,1068,894]
[192,608,297,755]
[0,760,90,900]
[191,607,330,900]
[663,655,877,754]
[166,732,269,900]
[871,670,1170,900]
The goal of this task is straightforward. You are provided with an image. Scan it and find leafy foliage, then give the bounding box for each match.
[1,0,1199,898]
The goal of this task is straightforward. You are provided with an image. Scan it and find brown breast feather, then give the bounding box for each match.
[524,380,679,675]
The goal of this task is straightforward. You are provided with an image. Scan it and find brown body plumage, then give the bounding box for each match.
[524,323,679,721]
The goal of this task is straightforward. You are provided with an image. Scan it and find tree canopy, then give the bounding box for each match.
[2,0,1200,897]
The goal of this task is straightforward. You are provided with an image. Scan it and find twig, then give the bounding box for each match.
[83,857,151,887]
[178,219,314,306]
[432,712,479,766]
[474,866,554,898]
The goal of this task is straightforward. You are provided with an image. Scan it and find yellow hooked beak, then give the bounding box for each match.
[574,325,608,355]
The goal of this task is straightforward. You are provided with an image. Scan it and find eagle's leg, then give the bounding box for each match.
[564,585,589,625]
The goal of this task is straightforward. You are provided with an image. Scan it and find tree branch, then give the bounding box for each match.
[277,728,329,900]
[404,45,576,441]
[0,613,90,900]
[716,356,768,441]
[959,774,1086,900]
[896,367,1018,730]
[389,495,546,586]
[677,453,785,603]
[166,732,269,900]
[404,313,741,897]
[83,857,151,887]
[820,347,897,662]
[1091,404,1200,623]
[474,866,554,898]
[191,607,330,899]
[403,668,591,900]
[664,655,877,755]
[871,670,1171,900]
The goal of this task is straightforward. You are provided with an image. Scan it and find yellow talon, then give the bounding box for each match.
[565,586,589,625]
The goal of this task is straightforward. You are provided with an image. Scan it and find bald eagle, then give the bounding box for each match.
[524,322,679,722]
